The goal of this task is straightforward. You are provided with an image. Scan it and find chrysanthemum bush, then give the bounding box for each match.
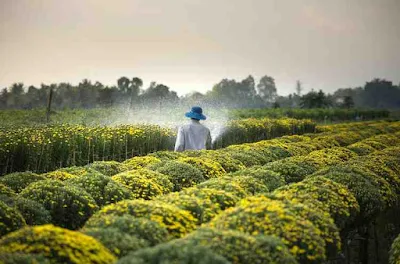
[42,170,77,181]
[20,180,98,229]
[148,151,184,160]
[199,150,246,173]
[118,240,230,264]
[0,252,51,264]
[0,183,16,198]
[67,173,133,207]
[310,164,392,220]
[156,192,220,224]
[123,156,161,170]
[390,233,400,264]
[83,214,171,246]
[178,157,226,179]
[0,172,45,193]
[263,159,315,183]
[181,187,240,211]
[0,201,26,237]
[86,160,129,176]
[209,196,327,263]
[273,176,359,228]
[83,227,149,257]
[112,170,172,199]
[0,224,116,264]
[90,200,197,238]
[347,142,377,156]
[0,196,52,226]
[229,166,286,191]
[149,161,205,191]
[58,166,104,177]
[175,228,297,264]
[225,175,270,195]
[197,178,248,198]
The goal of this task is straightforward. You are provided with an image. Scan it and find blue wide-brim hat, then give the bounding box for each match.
[185,106,206,120]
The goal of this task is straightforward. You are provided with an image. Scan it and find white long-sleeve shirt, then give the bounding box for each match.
[174,119,212,152]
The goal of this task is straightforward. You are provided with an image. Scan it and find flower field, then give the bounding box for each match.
[0,120,399,263]
[0,118,315,175]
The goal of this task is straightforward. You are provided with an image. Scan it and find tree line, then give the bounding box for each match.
[0,75,399,110]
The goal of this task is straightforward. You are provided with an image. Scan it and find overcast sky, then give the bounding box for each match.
[1,0,399,95]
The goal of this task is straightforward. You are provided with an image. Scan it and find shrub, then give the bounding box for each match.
[0,196,51,225]
[67,173,132,206]
[361,140,388,150]
[263,160,313,183]
[209,196,326,263]
[274,176,359,228]
[0,184,16,198]
[91,200,197,238]
[178,157,226,179]
[157,193,220,224]
[118,240,230,264]
[86,161,129,176]
[42,170,77,181]
[390,233,400,264]
[230,166,286,191]
[123,156,161,170]
[84,215,171,246]
[197,178,248,198]
[83,228,149,257]
[112,170,173,199]
[58,166,104,177]
[347,142,377,156]
[181,187,240,210]
[0,225,116,264]
[148,151,184,160]
[310,166,387,219]
[20,180,98,229]
[0,253,50,264]
[0,201,26,237]
[201,151,246,173]
[0,172,45,193]
[149,161,205,191]
[180,228,297,264]
[228,175,269,195]
[306,147,357,166]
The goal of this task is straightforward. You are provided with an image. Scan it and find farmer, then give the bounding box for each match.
[174,106,212,152]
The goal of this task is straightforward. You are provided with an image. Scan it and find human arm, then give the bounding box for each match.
[174,127,185,152]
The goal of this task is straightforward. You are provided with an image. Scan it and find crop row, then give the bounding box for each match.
[0,118,315,175]
[230,108,391,122]
[0,121,399,263]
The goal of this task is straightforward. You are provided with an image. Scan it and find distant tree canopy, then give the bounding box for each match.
[0,76,399,110]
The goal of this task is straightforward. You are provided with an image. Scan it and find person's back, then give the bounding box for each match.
[174,107,211,152]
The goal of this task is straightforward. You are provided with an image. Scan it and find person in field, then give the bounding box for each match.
[174,106,212,152]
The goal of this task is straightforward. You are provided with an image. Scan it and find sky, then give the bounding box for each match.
[0,0,399,96]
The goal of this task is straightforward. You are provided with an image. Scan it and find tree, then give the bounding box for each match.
[295,80,302,96]
[257,75,277,104]
[341,96,354,109]
[117,77,130,94]
[300,89,330,109]
[0,88,9,109]
[129,77,143,109]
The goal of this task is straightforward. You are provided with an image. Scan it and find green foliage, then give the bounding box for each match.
[0,201,26,237]
[149,161,205,191]
[58,166,104,177]
[210,196,326,263]
[112,170,173,199]
[157,192,220,224]
[20,180,98,229]
[86,161,129,176]
[123,156,162,170]
[181,187,239,211]
[118,240,230,264]
[263,159,313,183]
[230,166,286,191]
[227,175,269,195]
[83,228,149,257]
[84,215,171,246]
[347,142,377,156]
[91,200,197,238]
[181,228,297,264]
[178,157,226,179]
[390,233,400,264]
[0,224,116,264]
[201,150,246,173]
[0,184,16,198]
[0,172,45,193]
[148,151,184,160]
[0,196,52,225]
[67,173,132,207]
[0,253,50,264]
